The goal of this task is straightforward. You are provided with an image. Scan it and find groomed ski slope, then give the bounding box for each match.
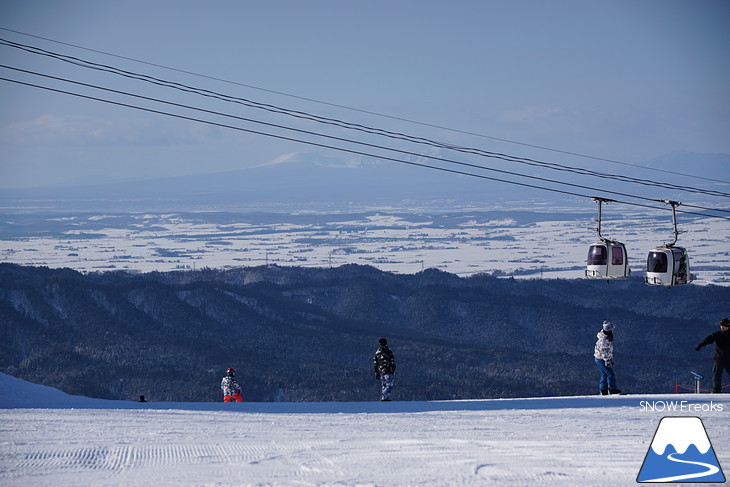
[0,373,727,487]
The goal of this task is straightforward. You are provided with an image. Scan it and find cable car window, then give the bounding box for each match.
[611,247,623,265]
[674,249,689,282]
[587,245,607,266]
[647,252,668,273]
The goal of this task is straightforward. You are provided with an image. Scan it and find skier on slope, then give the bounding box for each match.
[594,321,621,395]
[373,338,396,401]
[221,367,243,402]
[695,317,730,393]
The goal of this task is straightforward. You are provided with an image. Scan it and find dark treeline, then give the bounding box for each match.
[0,263,727,402]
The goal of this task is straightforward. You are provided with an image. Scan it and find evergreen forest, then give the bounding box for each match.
[1,263,727,402]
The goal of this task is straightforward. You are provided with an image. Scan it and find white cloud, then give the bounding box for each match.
[1,115,215,147]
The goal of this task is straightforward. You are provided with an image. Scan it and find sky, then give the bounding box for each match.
[0,0,729,188]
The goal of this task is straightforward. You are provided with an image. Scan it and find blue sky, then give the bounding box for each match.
[1,0,729,188]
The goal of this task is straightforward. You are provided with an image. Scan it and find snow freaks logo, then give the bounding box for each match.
[637,417,725,483]
[639,400,724,412]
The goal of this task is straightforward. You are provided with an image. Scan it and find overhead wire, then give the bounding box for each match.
[2,37,729,205]
[1,28,728,186]
[0,75,593,200]
[2,72,729,222]
[4,36,730,200]
[4,64,730,216]
[1,36,729,220]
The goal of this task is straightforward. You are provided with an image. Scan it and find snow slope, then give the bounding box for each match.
[0,373,727,486]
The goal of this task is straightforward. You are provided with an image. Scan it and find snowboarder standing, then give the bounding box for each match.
[594,321,620,395]
[221,367,243,402]
[374,338,396,401]
[695,317,730,393]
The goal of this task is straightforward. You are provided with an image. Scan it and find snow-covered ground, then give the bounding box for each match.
[1,373,727,486]
[2,208,729,284]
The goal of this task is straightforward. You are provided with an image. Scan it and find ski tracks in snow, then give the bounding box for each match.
[1,408,470,486]
[1,404,727,486]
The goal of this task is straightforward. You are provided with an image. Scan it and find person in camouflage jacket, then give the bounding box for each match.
[374,338,396,401]
[221,367,242,402]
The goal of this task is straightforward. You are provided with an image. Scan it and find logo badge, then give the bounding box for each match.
[637,416,725,483]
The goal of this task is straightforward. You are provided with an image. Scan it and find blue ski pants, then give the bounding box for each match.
[595,357,617,391]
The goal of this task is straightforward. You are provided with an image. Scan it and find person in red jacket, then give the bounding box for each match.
[220,367,243,402]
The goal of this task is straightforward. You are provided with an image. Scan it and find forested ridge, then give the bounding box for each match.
[1,263,727,402]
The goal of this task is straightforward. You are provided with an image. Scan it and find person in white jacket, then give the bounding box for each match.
[594,321,620,395]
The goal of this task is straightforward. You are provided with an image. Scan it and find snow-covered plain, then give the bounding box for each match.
[2,208,729,284]
[1,373,728,486]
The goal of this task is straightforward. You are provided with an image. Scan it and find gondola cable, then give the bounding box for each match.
[2,73,729,223]
[3,64,730,218]
[2,37,729,201]
[1,26,726,187]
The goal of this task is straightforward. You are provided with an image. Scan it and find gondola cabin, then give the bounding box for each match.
[586,240,630,279]
[645,246,691,286]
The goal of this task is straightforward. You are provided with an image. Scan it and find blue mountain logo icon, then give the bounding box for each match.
[637,416,725,483]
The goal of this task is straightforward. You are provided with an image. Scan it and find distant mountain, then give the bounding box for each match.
[641,151,730,180]
[1,263,728,402]
[0,150,516,210]
[1,150,726,211]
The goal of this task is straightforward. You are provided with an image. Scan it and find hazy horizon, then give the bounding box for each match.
[2,1,729,193]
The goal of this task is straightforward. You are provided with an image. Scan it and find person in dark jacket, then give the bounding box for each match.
[373,338,396,401]
[695,317,730,393]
